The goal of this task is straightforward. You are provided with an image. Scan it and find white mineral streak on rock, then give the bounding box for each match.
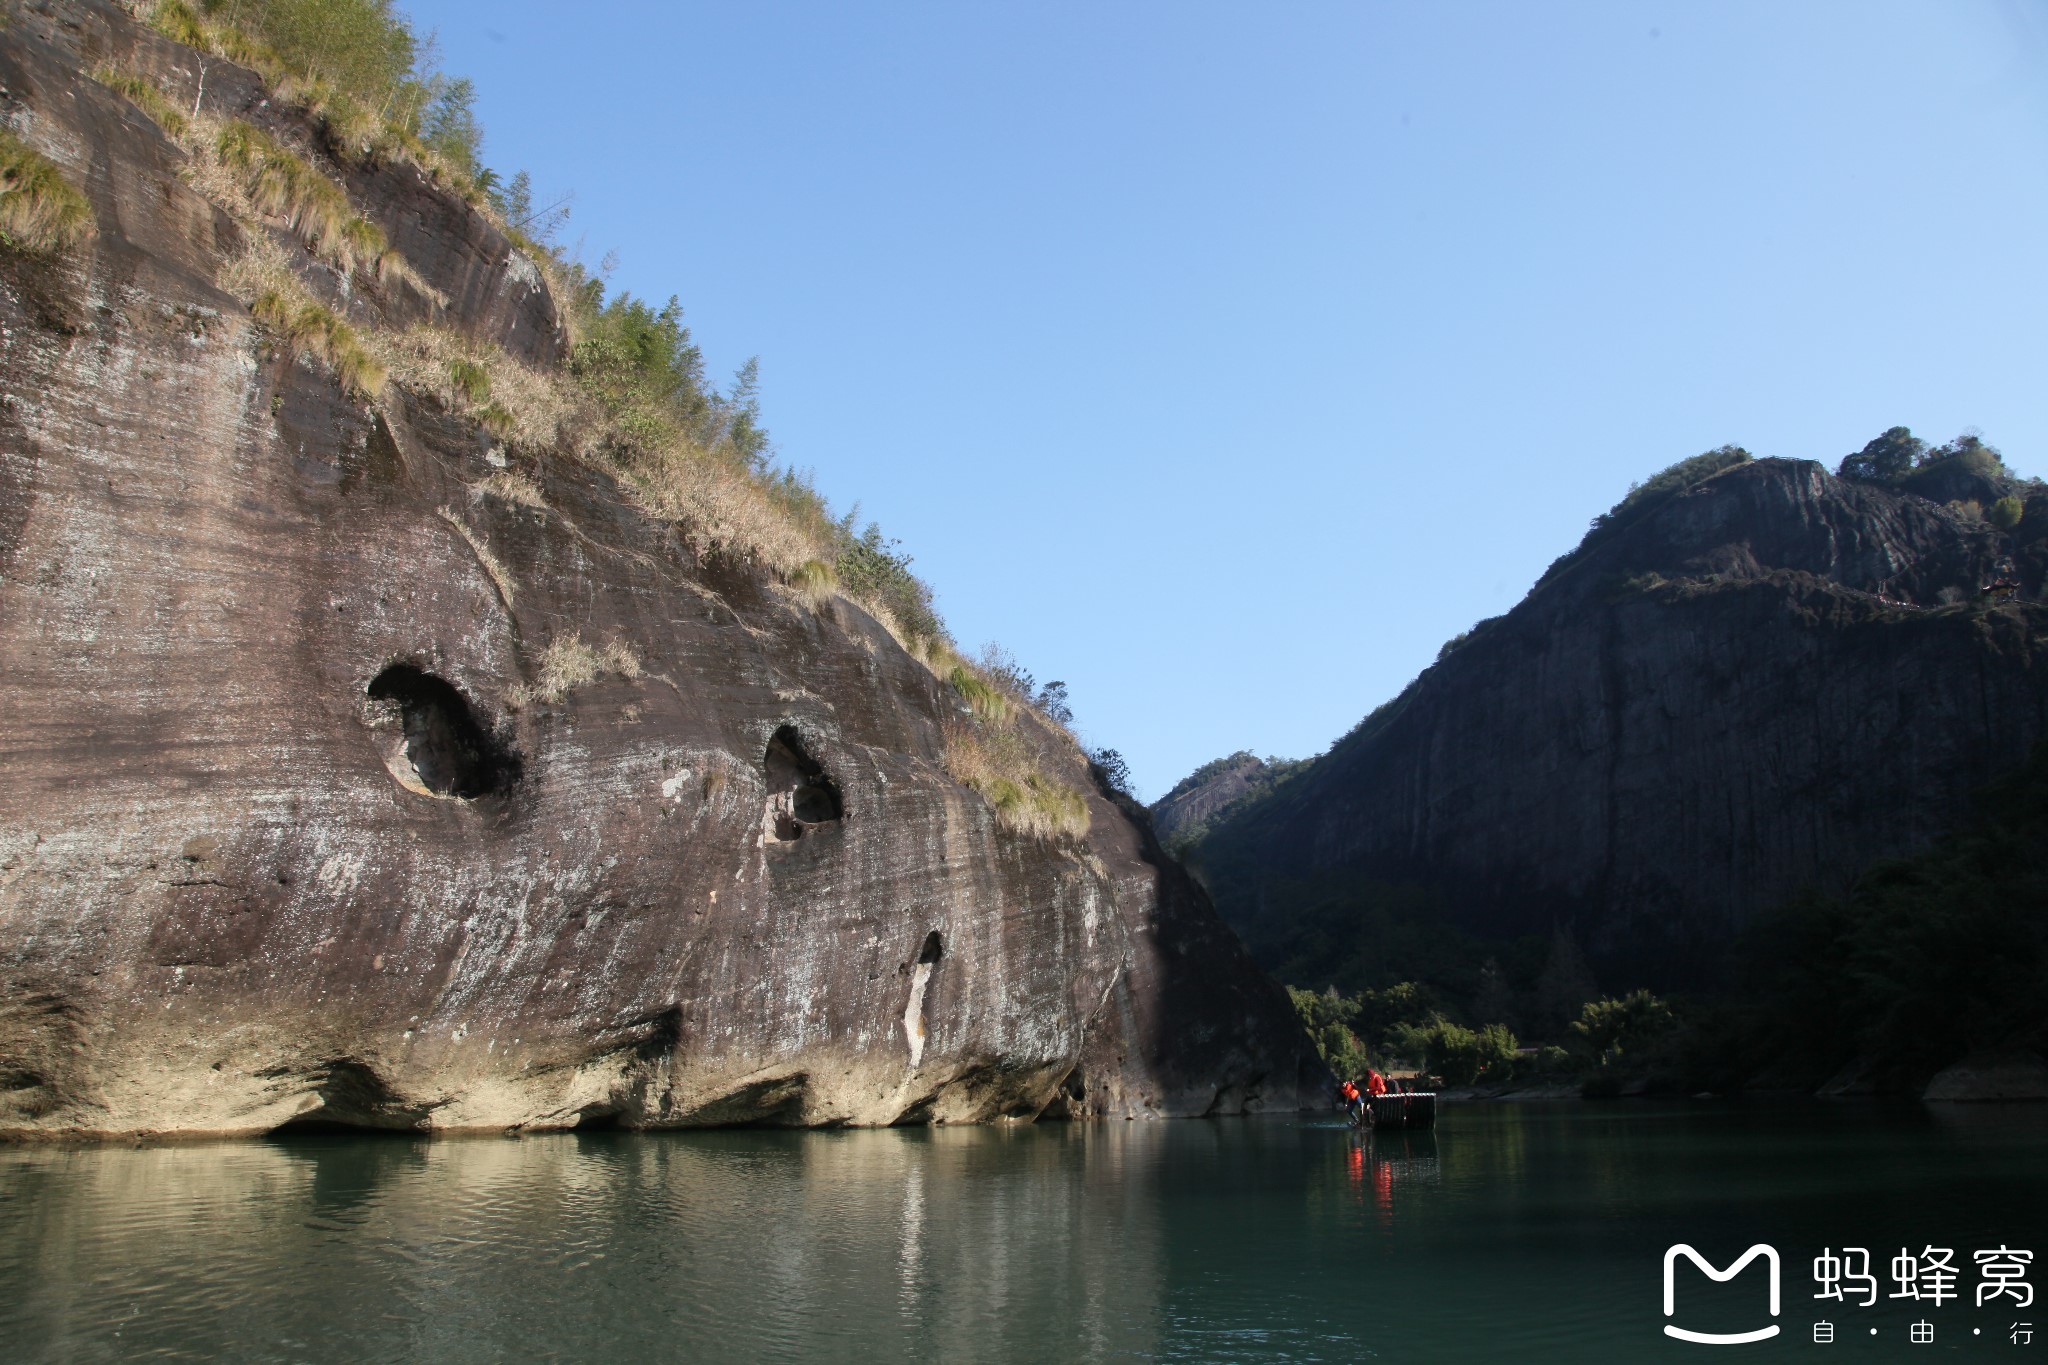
[315,853,364,894]
[504,250,541,290]
[902,961,933,1069]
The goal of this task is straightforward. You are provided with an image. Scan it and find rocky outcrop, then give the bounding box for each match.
[1923,1051,2048,1103]
[0,2,1319,1137]
[1192,455,2048,985]
[1149,753,1270,845]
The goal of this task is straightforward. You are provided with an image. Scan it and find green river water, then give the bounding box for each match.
[2,1102,2043,1362]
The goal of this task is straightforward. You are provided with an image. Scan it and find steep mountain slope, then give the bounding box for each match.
[1150,752,1303,847]
[1185,450,2048,993]
[0,1,1318,1136]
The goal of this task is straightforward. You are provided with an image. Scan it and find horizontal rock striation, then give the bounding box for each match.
[1194,456,2048,983]
[0,2,1318,1137]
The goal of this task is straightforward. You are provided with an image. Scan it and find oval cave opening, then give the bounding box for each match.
[918,930,943,965]
[763,725,843,841]
[367,663,519,799]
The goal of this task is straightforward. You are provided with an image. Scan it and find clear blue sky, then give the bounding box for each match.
[405,0,2048,799]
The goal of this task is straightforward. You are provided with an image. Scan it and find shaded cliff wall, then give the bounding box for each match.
[1197,457,2048,984]
[0,1,1320,1136]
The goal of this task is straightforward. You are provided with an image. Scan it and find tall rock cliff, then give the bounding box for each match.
[1190,451,2048,989]
[0,2,1318,1136]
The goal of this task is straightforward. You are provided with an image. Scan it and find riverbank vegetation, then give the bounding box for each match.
[1728,740,2048,1093]
[1287,744,2048,1097]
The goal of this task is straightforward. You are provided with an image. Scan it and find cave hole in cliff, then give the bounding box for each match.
[269,1112,391,1136]
[366,664,519,799]
[266,1059,431,1135]
[918,930,943,965]
[763,725,843,841]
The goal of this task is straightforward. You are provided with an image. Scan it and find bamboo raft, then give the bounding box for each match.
[1362,1092,1437,1130]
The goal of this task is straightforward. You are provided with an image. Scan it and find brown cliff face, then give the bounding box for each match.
[1194,456,2048,986]
[0,2,1319,1136]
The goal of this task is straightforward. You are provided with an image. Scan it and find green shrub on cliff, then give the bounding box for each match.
[1839,426,2008,488]
[569,293,711,449]
[166,0,479,172]
[834,519,946,646]
[1922,432,2005,479]
[1990,495,2024,531]
[0,129,94,256]
[208,0,415,100]
[948,665,1013,723]
[1538,444,1752,584]
[1838,426,1925,483]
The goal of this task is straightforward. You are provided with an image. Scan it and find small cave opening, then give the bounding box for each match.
[263,1058,431,1135]
[268,1112,390,1136]
[366,663,519,799]
[762,725,843,842]
[918,930,943,965]
[1036,1067,1088,1122]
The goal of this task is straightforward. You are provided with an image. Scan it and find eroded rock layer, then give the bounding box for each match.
[0,2,1318,1136]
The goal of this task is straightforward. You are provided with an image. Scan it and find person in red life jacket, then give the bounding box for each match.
[1338,1078,1363,1123]
[1366,1068,1388,1098]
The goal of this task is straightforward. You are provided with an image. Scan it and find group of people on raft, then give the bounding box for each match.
[1337,1069,1391,1125]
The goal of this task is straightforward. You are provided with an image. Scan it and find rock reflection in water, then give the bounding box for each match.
[8,1106,2047,1362]
[0,1124,1166,1361]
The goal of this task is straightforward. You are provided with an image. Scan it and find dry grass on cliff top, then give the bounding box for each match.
[94,56,443,308]
[937,642,1092,840]
[221,237,384,396]
[943,719,1090,841]
[374,327,579,455]
[184,111,436,301]
[125,0,839,580]
[474,470,546,510]
[137,1,481,198]
[0,128,95,256]
[90,66,190,140]
[619,445,822,576]
[126,0,996,676]
[376,325,823,573]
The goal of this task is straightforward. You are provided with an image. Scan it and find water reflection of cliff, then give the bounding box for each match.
[0,1125,1168,1359]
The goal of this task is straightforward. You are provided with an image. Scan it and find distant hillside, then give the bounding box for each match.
[1174,438,2048,1017]
[1150,752,1307,848]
